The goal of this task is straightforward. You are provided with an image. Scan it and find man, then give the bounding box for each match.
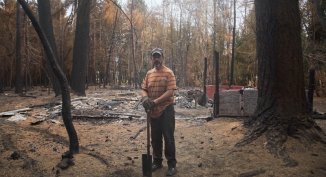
[141,48,177,176]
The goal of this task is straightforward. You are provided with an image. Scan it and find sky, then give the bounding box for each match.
[144,0,162,8]
[118,0,252,30]
[119,0,163,8]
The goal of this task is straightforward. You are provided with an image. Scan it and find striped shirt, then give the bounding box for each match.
[141,65,177,118]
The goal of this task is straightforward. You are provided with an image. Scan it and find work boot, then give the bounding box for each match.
[166,167,177,176]
[152,163,163,172]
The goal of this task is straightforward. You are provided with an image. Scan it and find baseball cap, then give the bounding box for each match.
[151,48,163,56]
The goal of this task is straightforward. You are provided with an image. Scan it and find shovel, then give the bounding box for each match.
[142,111,152,177]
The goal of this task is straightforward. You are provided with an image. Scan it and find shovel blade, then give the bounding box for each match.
[142,154,152,177]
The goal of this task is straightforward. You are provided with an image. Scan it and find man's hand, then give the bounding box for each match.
[142,96,155,112]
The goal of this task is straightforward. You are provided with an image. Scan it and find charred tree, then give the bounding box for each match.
[37,0,61,96]
[0,81,3,93]
[198,57,208,106]
[236,0,326,166]
[70,0,91,96]
[230,0,236,86]
[307,68,315,114]
[105,8,119,87]
[312,0,326,34]
[213,51,219,118]
[15,2,23,94]
[17,0,79,156]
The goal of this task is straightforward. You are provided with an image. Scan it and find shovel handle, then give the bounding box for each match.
[146,112,151,156]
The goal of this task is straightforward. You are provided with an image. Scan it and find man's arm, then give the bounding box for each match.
[140,89,148,97]
[153,89,174,105]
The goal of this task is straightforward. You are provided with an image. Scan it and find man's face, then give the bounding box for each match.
[152,53,163,69]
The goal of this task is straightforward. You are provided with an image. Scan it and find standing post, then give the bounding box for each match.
[213,51,220,118]
[204,57,207,96]
[212,0,217,85]
[199,57,208,106]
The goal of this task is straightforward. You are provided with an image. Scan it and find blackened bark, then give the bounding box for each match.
[15,2,23,94]
[70,0,91,96]
[17,0,79,154]
[203,57,207,95]
[313,0,326,31]
[307,69,315,114]
[237,0,325,166]
[38,0,61,96]
[0,80,3,93]
[198,57,208,106]
[254,0,307,116]
[105,8,119,87]
[230,0,236,86]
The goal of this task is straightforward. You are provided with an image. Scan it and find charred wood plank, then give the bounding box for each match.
[238,169,266,177]
[0,108,32,117]
[72,115,119,120]
[105,112,141,118]
[29,102,61,108]
[312,114,326,120]
[72,112,141,120]
[112,98,138,102]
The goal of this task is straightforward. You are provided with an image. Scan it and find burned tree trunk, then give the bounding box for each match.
[15,2,23,94]
[17,0,79,155]
[307,68,315,114]
[38,0,61,96]
[197,57,208,107]
[213,51,220,118]
[237,0,325,166]
[0,80,3,93]
[70,0,91,96]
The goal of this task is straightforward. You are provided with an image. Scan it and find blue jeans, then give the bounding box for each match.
[150,104,176,168]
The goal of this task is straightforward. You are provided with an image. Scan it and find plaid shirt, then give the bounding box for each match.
[141,65,177,118]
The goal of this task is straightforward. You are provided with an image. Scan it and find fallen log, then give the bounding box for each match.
[29,102,61,108]
[72,115,120,120]
[72,112,141,121]
[116,92,137,97]
[312,114,326,120]
[105,112,141,118]
[112,98,138,102]
[0,108,32,117]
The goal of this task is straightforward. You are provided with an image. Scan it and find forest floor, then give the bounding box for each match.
[0,86,325,177]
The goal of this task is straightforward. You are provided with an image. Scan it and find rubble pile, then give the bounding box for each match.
[1,88,260,124]
[175,89,210,108]
[46,96,144,122]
